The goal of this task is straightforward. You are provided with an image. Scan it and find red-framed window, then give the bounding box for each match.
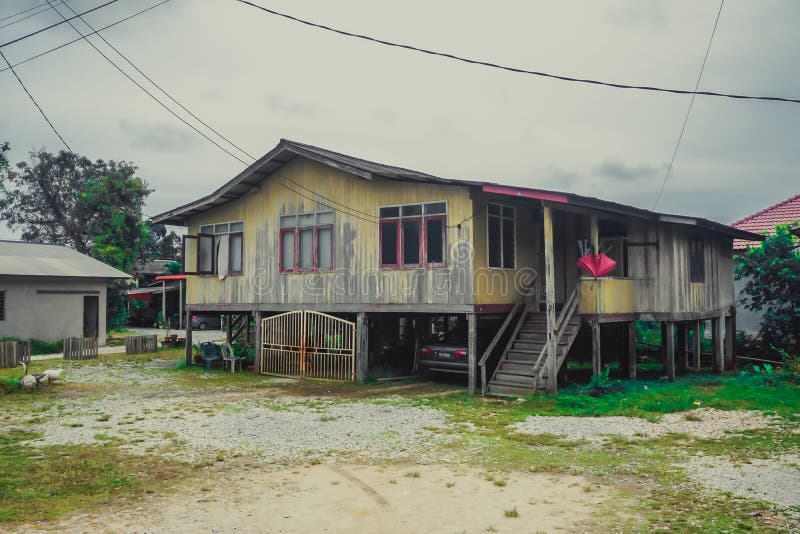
[279,211,334,272]
[379,202,446,268]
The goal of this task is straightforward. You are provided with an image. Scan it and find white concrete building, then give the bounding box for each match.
[0,241,129,345]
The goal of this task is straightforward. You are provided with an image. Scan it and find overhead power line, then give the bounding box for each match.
[58,0,254,163]
[0,0,119,49]
[0,1,59,31]
[0,48,72,151]
[0,1,50,23]
[0,0,172,75]
[54,2,384,224]
[653,0,725,210]
[45,0,251,166]
[233,0,800,105]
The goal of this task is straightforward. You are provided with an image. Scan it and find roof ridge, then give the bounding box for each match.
[731,191,800,227]
[0,239,68,247]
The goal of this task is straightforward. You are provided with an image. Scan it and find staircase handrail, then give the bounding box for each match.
[536,285,580,383]
[479,273,537,395]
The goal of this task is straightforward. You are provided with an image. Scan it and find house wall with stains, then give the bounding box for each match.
[184,157,475,311]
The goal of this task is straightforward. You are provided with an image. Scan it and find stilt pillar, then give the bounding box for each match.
[677,323,688,374]
[712,316,724,373]
[252,310,261,373]
[467,312,477,394]
[724,313,736,371]
[694,320,702,370]
[185,306,193,366]
[664,321,675,381]
[627,321,637,380]
[543,204,558,394]
[591,321,602,376]
[356,312,369,382]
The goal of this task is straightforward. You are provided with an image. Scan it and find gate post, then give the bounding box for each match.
[355,312,369,381]
[253,310,262,373]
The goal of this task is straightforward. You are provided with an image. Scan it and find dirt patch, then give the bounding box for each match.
[13,464,612,533]
[513,408,778,443]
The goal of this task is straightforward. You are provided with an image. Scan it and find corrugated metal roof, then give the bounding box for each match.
[731,192,800,251]
[0,241,130,279]
[151,139,762,241]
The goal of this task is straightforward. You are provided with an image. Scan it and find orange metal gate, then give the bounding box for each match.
[260,311,356,381]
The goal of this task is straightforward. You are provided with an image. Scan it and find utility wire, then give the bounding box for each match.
[233,0,800,105]
[0,48,72,151]
[45,0,251,166]
[0,2,60,31]
[653,0,725,210]
[0,1,50,23]
[59,0,254,163]
[39,3,381,225]
[0,0,171,75]
[0,0,119,49]
[48,3,380,225]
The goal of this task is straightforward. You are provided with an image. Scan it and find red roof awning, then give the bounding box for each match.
[155,275,187,280]
[126,292,153,302]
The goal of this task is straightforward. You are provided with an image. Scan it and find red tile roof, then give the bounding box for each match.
[731,192,800,251]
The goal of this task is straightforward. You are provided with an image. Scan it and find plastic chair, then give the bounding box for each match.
[220,343,243,373]
[199,342,221,370]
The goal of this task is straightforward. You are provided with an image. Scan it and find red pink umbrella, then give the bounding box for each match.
[577,253,617,278]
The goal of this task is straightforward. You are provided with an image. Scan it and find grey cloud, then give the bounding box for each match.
[370,108,400,125]
[593,160,663,182]
[264,95,317,117]
[605,2,669,30]
[118,121,201,153]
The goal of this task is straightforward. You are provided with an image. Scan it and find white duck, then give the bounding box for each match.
[40,368,64,385]
[19,362,40,390]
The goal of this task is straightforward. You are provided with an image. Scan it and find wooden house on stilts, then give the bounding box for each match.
[152,139,762,395]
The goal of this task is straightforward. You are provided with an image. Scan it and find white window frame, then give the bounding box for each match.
[487,202,517,269]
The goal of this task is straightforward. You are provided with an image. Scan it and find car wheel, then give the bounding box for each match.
[198,322,207,330]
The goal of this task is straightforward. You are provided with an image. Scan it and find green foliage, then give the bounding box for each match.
[583,366,623,396]
[0,337,63,355]
[735,223,800,357]
[0,149,155,329]
[142,221,181,262]
[165,260,182,275]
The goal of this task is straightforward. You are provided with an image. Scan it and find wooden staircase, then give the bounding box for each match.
[481,287,581,397]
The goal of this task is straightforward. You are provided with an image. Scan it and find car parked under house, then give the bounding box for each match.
[152,139,762,395]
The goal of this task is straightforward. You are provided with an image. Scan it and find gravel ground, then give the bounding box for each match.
[17,394,451,464]
[685,454,800,510]
[513,408,779,443]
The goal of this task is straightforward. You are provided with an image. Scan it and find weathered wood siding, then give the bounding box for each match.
[628,221,734,318]
[579,278,635,314]
[471,192,542,306]
[186,158,474,309]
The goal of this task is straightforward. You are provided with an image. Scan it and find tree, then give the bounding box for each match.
[0,148,154,329]
[143,221,181,262]
[735,223,800,357]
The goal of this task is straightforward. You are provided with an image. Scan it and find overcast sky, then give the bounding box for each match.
[1,0,798,239]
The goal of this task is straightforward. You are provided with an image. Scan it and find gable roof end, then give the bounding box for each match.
[0,241,131,279]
